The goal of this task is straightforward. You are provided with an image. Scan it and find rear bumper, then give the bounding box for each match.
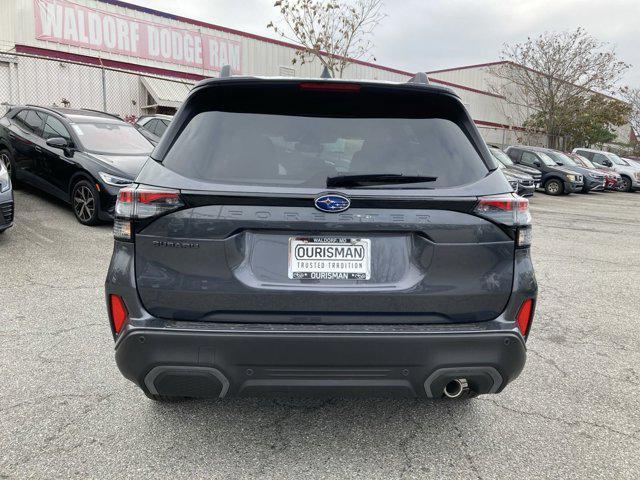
[106,239,537,398]
[114,323,527,398]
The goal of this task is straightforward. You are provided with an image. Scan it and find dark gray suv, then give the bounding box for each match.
[105,76,537,401]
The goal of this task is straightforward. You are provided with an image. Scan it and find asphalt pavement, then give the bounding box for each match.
[1,185,639,479]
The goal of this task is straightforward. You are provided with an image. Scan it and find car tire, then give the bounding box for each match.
[71,179,101,226]
[0,149,17,183]
[619,176,632,192]
[544,178,563,196]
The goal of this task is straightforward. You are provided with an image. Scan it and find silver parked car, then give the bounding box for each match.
[573,148,640,192]
[0,155,13,233]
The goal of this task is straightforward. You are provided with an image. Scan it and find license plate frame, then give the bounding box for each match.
[288,237,371,280]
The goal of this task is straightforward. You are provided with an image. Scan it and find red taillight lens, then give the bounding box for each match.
[474,193,530,226]
[516,298,534,336]
[299,82,361,93]
[114,185,184,240]
[134,186,183,219]
[109,294,128,334]
[474,193,532,247]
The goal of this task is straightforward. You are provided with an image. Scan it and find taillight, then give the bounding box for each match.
[109,294,128,334]
[114,185,184,241]
[474,193,532,247]
[516,298,534,336]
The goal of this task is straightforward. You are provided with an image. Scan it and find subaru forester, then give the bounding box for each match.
[105,75,537,401]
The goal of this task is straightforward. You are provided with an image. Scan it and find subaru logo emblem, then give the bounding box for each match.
[314,194,350,213]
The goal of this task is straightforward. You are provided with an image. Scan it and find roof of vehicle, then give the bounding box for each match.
[139,114,173,120]
[572,147,613,154]
[191,75,460,99]
[136,114,173,125]
[507,145,556,153]
[19,105,125,124]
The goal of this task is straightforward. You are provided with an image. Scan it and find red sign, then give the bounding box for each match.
[33,0,242,74]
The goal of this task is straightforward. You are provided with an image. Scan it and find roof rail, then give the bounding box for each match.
[25,104,62,115]
[219,65,232,78]
[407,72,430,85]
[79,108,122,120]
[320,66,332,79]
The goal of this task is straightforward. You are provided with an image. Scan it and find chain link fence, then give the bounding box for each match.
[0,51,194,121]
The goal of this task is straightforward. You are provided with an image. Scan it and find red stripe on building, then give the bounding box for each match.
[15,44,207,81]
[428,78,505,99]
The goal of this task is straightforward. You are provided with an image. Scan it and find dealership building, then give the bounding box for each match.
[0,0,633,148]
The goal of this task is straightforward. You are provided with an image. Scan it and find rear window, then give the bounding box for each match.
[162,111,488,189]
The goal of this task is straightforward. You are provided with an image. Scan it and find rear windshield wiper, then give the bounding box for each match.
[326,174,438,188]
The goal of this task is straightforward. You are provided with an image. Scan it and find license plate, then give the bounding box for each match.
[535,182,541,188]
[288,237,371,280]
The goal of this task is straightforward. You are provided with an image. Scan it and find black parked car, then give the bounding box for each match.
[489,147,542,187]
[498,163,535,197]
[505,146,583,195]
[0,155,13,233]
[106,75,537,401]
[0,106,153,225]
[134,114,172,146]
[541,148,605,193]
[489,148,535,197]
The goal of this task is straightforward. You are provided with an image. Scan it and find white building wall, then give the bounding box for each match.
[4,0,410,82]
[429,66,499,93]
[0,0,411,118]
[430,64,633,147]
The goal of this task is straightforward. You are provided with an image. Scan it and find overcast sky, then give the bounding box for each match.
[124,0,640,86]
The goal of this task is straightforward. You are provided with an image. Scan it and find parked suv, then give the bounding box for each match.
[572,148,640,192]
[135,114,172,146]
[0,156,13,233]
[568,153,622,190]
[505,146,583,195]
[0,106,153,225]
[541,148,606,193]
[489,147,542,187]
[106,76,537,401]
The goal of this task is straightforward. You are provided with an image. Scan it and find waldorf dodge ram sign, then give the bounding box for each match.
[33,0,242,73]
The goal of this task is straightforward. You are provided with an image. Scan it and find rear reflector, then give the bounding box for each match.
[516,299,534,336]
[109,294,128,334]
[299,82,361,93]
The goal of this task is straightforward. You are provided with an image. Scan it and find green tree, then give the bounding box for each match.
[494,28,630,148]
[525,95,631,149]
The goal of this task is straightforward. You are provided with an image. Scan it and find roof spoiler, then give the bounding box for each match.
[407,72,430,85]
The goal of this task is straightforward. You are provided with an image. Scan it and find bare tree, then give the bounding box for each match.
[268,0,386,78]
[491,28,630,148]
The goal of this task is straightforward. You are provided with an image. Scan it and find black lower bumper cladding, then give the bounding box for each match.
[115,325,527,399]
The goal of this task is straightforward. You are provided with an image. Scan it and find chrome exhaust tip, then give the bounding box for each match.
[443,378,469,399]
